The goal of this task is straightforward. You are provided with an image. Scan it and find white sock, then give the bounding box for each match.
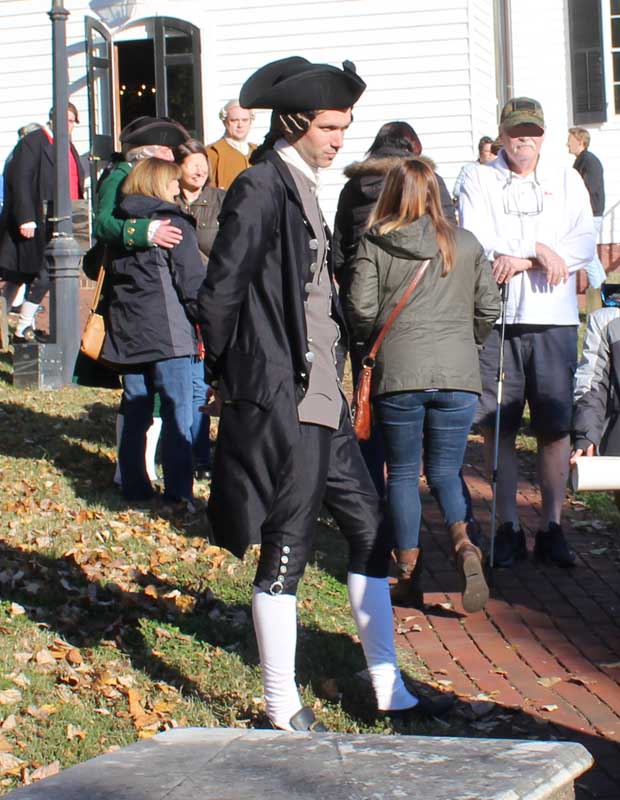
[15,301,39,336]
[347,572,418,711]
[252,588,302,730]
[113,414,123,485]
[145,417,161,481]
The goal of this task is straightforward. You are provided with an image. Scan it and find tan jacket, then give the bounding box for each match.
[206,138,256,190]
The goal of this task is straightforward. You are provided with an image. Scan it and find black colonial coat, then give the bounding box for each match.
[0,128,84,278]
[197,149,347,558]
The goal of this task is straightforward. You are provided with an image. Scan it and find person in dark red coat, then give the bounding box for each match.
[0,103,84,339]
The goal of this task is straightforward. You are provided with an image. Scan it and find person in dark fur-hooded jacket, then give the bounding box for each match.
[333,121,455,296]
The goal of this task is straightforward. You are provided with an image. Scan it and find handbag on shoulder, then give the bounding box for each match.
[80,261,107,361]
[352,259,430,441]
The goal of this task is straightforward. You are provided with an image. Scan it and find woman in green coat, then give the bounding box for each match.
[345,158,500,614]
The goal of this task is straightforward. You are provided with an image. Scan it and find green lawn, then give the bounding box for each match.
[0,352,434,792]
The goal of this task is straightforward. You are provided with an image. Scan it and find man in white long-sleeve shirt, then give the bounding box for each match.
[459,97,595,569]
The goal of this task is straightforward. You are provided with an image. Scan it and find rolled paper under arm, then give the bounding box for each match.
[570,456,620,492]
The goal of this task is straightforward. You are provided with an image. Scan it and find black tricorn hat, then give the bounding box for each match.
[120,116,189,147]
[239,56,366,112]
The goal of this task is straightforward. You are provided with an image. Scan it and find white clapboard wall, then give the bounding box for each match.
[0,0,617,242]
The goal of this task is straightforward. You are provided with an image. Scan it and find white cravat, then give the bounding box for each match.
[274,138,320,192]
[224,137,250,156]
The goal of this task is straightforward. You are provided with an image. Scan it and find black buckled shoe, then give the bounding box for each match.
[534,523,576,568]
[288,706,327,732]
[381,693,455,723]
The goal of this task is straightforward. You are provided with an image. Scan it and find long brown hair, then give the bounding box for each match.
[368,158,455,275]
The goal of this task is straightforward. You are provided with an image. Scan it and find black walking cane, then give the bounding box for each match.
[488,282,509,577]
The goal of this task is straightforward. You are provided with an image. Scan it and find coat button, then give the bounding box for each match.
[309,239,318,250]
[304,282,313,293]
[305,351,315,363]
[309,262,317,273]
[127,226,135,234]
[282,546,291,554]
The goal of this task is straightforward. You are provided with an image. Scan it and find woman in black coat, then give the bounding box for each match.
[333,121,455,294]
[103,158,206,504]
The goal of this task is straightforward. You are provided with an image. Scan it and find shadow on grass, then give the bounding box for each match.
[0,538,449,733]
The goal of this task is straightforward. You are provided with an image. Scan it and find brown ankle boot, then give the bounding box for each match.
[390,548,424,609]
[449,521,489,614]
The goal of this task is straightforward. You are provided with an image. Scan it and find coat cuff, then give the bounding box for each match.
[122,218,151,250]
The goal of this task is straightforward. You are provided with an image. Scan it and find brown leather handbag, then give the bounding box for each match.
[80,262,107,361]
[353,259,430,441]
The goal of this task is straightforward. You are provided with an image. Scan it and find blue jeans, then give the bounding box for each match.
[373,390,478,550]
[121,357,194,502]
[191,357,211,470]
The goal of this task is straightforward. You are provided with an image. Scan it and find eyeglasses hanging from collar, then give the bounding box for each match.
[502,170,544,217]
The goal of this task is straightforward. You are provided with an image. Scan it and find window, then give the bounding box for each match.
[568,0,607,123]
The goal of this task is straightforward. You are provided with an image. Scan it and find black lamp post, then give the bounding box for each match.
[13,0,82,388]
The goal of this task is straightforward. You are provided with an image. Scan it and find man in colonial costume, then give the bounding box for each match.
[198,56,453,731]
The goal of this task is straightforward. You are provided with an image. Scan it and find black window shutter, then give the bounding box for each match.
[568,0,607,123]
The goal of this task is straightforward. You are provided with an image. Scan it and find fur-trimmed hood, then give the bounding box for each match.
[343,153,437,179]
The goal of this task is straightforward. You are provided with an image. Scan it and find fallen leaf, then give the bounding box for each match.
[10,673,30,689]
[469,700,496,717]
[34,650,57,669]
[0,753,24,775]
[30,761,60,782]
[1,716,17,731]
[537,676,562,688]
[13,652,33,665]
[26,704,57,720]
[9,603,25,617]
[65,649,82,666]
[0,690,22,706]
[0,736,13,753]
[66,724,86,741]
[568,675,597,686]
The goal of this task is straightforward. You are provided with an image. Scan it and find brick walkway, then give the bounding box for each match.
[395,434,620,799]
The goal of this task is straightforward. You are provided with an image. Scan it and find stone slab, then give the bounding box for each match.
[4,728,593,800]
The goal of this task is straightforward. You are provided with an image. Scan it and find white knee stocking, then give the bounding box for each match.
[145,417,161,481]
[114,414,160,485]
[15,301,39,336]
[252,588,302,730]
[347,572,418,711]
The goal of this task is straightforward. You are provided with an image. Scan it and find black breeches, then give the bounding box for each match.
[254,405,392,596]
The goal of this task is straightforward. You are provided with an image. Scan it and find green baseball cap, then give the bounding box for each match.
[500,97,545,130]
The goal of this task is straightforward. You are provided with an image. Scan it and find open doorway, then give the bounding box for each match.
[116,40,156,131]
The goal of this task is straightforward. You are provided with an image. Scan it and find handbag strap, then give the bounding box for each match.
[366,259,431,361]
[90,264,106,312]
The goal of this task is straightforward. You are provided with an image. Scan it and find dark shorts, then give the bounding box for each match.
[476,324,578,436]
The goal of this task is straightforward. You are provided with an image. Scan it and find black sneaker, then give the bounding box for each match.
[534,522,576,568]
